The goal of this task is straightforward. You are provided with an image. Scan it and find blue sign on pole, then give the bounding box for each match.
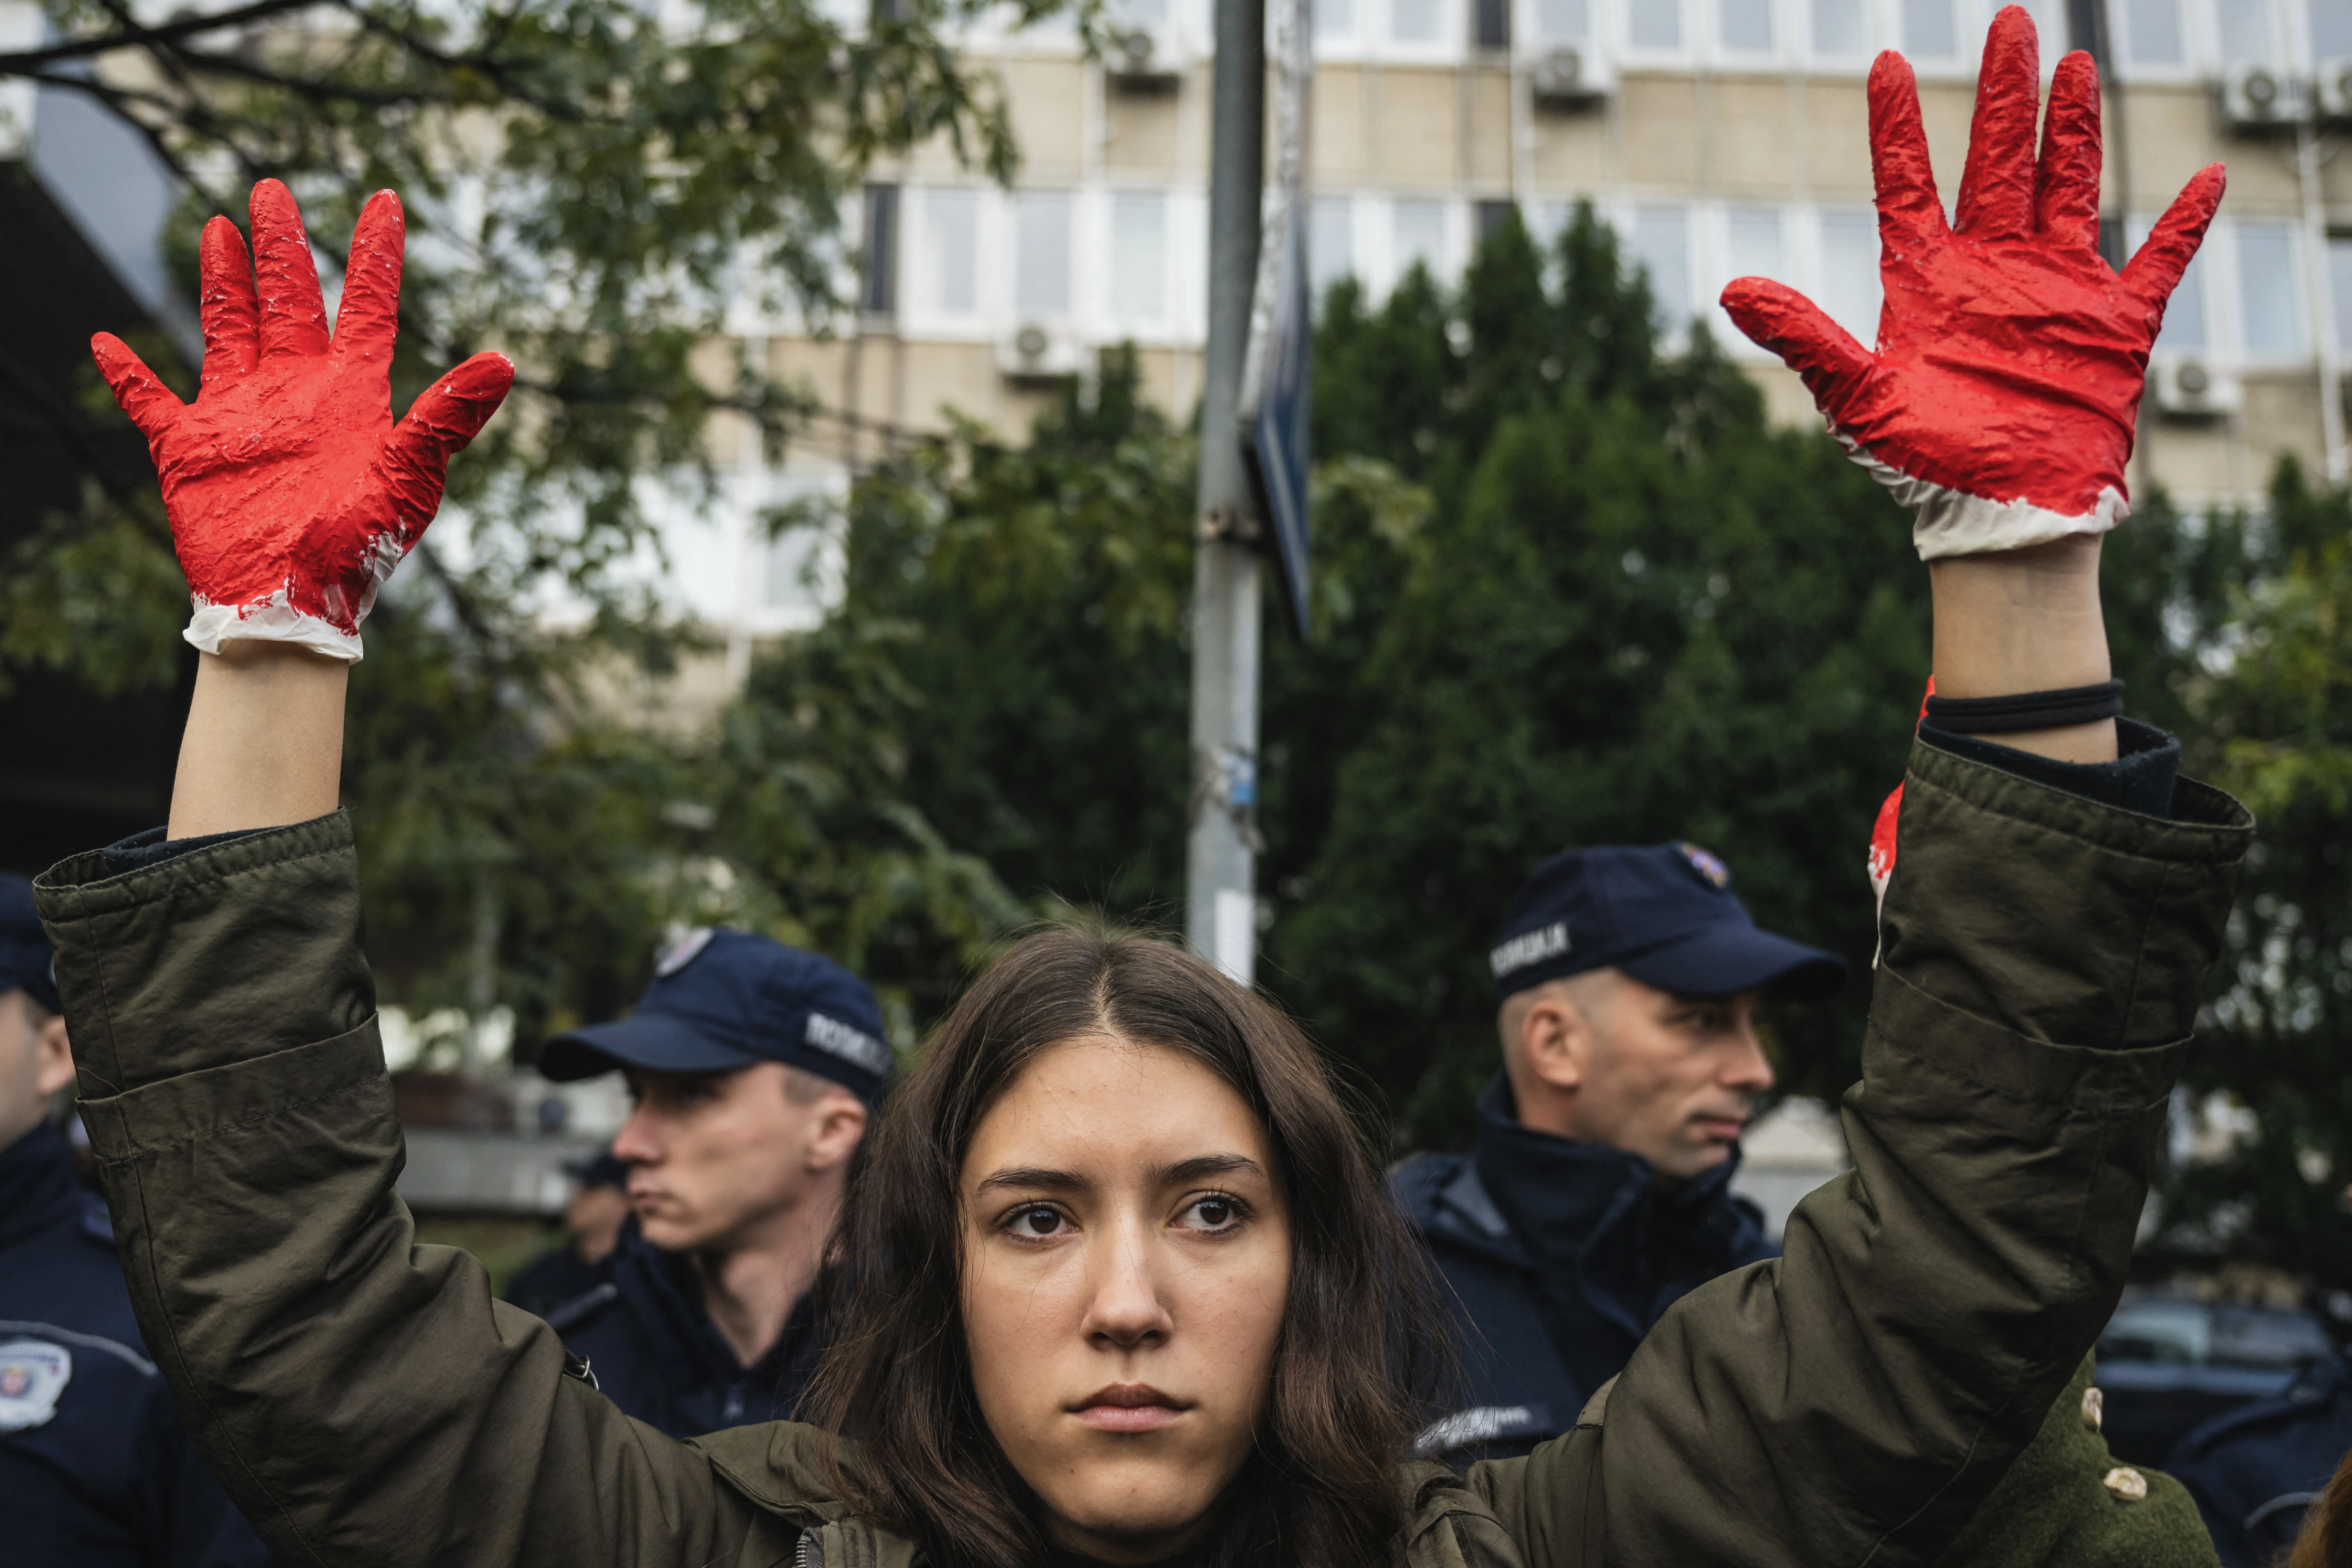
[1243,232,1313,639]
[1239,0,1314,640]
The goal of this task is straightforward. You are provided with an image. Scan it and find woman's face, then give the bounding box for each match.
[959,1034,1292,1565]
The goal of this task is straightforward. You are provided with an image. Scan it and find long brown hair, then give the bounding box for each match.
[806,924,1450,1568]
[2289,1439,2352,1568]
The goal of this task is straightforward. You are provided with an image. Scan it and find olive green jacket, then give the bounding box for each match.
[36,735,2249,1568]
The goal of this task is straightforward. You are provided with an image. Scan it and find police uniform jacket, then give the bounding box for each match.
[540,1220,824,1439]
[2164,1352,2352,1566]
[1394,1077,1776,1461]
[35,732,2254,1566]
[0,1120,273,1567]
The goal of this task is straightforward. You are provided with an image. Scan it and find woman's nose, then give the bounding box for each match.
[1080,1223,1173,1348]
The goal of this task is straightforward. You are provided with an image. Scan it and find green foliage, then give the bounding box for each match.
[2143,460,2352,1294]
[762,209,1937,1147]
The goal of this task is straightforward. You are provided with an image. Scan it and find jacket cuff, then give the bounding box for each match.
[32,813,377,1101]
[1881,737,2249,1058]
[76,1023,387,1161]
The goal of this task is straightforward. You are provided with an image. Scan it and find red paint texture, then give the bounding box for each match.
[1721,5,2224,522]
[90,179,513,634]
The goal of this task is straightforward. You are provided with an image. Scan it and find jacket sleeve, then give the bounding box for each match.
[35,815,777,1568]
[1479,734,2250,1568]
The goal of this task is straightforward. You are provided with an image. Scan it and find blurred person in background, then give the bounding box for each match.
[2167,1335,2352,1565]
[0,873,276,1566]
[504,1148,632,1318]
[1393,842,1846,1463]
[530,927,886,1436]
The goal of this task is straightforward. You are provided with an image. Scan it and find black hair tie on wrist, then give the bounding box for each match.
[1923,679,2124,734]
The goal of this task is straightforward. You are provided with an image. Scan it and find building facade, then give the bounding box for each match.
[756,0,2352,526]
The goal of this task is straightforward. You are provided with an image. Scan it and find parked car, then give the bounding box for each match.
[2095,1290,2336,1466]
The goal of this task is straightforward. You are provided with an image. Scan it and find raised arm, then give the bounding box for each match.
[40,184,796,1567]
[1467,11,2248,1565]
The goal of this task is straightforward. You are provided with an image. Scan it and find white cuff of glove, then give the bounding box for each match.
[184,591,366,662]
[1836,433,2130,560]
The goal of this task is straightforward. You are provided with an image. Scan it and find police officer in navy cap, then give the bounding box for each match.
[1394,843,1847,1463]
[530,926,890,1437]
[0,873,276,1565]
[504,1148,633,1319]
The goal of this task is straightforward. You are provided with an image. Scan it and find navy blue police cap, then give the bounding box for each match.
[537,928,891,1104]
[1489,843,1846,1004]
[0,873,60,1016]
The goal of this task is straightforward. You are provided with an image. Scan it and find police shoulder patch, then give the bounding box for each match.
[1676,843,1732,890]
[0,1339,71,1432]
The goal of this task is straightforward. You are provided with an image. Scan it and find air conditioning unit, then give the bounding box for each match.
[1530,44,1611,108]
[997,323,1090,382]
[2149,357,2242,419]
[2316,57,2352,122]
[2220,63,2307,131]
[1106,25,1184,88]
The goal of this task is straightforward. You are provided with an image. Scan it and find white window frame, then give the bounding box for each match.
[1710,0,1789,70]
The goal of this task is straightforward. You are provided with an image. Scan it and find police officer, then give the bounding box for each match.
[1394,843,1845,1462]
[0,874,274,1566]
[2165,1351,2352,1566]
[504,1149,631,1319]
[531,926,888,1437]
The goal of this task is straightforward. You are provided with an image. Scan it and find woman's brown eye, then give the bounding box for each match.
[1016,1207,1062,1236]
[1191,1198,1234,1228]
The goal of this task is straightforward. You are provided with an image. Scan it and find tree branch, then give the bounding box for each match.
[0,0,321,74]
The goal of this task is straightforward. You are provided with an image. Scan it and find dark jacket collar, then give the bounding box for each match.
[1468,1076,1748,1277]
[0,1120,78,1251]
[608,1219,813,1389]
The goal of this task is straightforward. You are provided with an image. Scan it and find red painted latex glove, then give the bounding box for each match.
[91,180,512,661]
[1722,5,2223,559]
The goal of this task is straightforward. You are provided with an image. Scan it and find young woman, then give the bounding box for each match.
[42,11,2246,1568]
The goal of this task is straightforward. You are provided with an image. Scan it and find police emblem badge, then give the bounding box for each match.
[1676,843,1732,890]
[0,1339,71,1431]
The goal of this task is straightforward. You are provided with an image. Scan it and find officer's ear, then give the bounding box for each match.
[1516,980,1599,1094]
[803,1087,868,1173]
[32,1002,72,1100]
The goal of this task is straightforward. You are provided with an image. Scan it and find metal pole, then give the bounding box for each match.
[1186,0,1267,983]
[2297,117,2349,486]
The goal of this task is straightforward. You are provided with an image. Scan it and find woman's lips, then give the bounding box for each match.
[1072,1384,1187,1433]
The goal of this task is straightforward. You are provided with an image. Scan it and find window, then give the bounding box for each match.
[925,189,977,313]
[1477,199,1518,241]
[1900,0,1956,57]
[1390,0,1442,43]
[1721,0,1772,51]
[1626,0,1680,48]
[1312,197,1355,298]
[1393,199,1448,286]
[2238,221,2304,358]
[859,184,899,316]
[1812,0,1866,54]
[1726,207,1784,282]
[1536,0,1588,37]
[1315,0,1356,38]
[1110,192,1168,321]
[2219,2,2272,65]
[2314,0,2352,59]
[2120,0,2180,65]
[1016,192,1072,319]
[1477,0,1510,47]
[1817,209,1880,345]
[1629,205,1691,329]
